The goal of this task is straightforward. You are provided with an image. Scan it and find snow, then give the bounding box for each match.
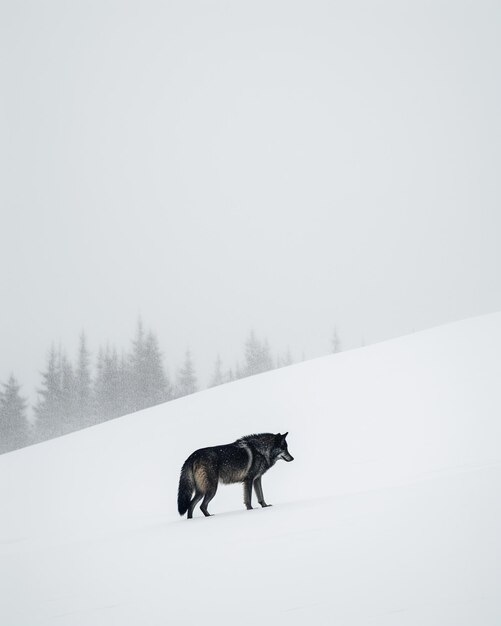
[1,313,501,624]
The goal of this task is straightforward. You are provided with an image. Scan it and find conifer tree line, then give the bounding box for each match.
[0,321,342,454]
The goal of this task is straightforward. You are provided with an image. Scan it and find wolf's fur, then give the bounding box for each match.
[178,432,294,518]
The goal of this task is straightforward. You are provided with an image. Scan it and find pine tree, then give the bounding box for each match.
[234,361,243,380]
[175,349,198,398]
[279,347,294,368]
[128,318,147,411]
[244,330,262,376]
[0,384,4,449]
[75,332,93,427]
[60,351,77,433]
[209,354,224,387]
[34,345,63,440]
[94,346,106,419]
[243,331,273,377]
[94,345,124,421]
[128,320,171,411]
[261,338,273,371]
[143,332,172,407]
[118,351,133,416]
[0,374,28,453]
[331,327,341,353]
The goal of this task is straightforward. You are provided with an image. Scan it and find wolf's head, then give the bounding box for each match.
[273,432,294,462]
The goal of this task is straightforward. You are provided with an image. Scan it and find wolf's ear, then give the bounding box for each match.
[283,431,288,439]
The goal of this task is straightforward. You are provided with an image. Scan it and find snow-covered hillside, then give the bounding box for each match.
[1,313,501,625]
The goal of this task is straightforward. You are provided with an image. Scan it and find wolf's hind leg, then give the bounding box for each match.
[200,486,217,517]
[187,490,203,519]
[254,476,271,507]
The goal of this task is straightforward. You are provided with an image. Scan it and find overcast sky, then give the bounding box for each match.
[1,0,500,402]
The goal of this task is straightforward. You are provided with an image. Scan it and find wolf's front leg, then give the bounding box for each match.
[244,478,254,509]
[253,476,271,507]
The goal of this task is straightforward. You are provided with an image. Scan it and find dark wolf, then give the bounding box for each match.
[177,432,294,518]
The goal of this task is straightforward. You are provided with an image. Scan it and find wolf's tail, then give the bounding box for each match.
[178,459,195,516]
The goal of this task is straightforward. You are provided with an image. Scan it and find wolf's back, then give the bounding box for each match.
[178,459,195,515]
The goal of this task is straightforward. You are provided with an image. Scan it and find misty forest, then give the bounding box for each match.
[0,320,341,454]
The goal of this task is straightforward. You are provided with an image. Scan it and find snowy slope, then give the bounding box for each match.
[1,313,501,625]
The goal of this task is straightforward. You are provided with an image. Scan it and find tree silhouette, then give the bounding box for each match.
[34,345,63,440]
[0,374,28,453]
[75,332,93,426]
[243,330,273,377]
[128,319,171,411]
[331,327,341,353]
[175,349,198,398]
[209,354,224,387]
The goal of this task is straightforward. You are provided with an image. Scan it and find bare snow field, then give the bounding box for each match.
[1,313,501,625]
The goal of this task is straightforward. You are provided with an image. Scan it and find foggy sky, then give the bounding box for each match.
[1,0,501,403]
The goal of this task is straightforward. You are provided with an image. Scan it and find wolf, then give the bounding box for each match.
[177,432,294,518]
